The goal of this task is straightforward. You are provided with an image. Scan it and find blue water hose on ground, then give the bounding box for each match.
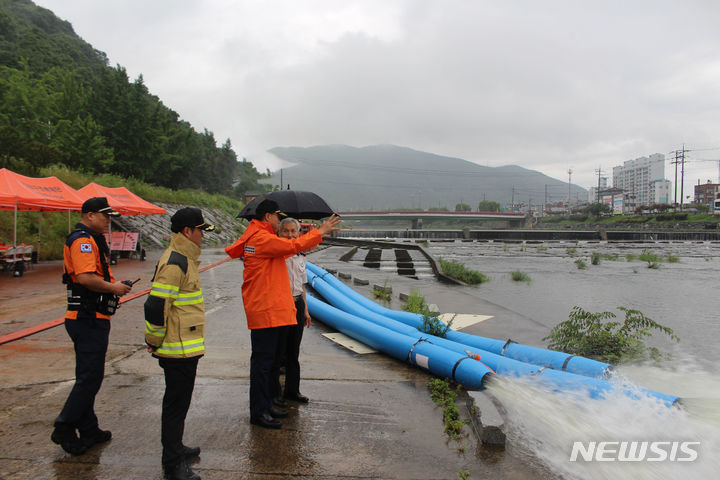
[307,266,679,406]
[307,262,610,378]
[306,295,493,389]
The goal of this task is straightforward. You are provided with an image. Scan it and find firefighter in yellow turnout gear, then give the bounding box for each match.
[144,207,214,480]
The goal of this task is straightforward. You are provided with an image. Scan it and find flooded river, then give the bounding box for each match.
[425,240,720,366]
[429,239,720,480]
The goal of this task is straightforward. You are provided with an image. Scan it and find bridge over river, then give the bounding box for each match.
[337,210,528,228]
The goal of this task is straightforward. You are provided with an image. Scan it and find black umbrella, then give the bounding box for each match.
[237,190,337,220]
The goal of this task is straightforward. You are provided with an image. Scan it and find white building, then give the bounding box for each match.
[649,179,671,204]
[612,153,667,210]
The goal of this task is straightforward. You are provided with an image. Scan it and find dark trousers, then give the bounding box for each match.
[55,313,110,433]
[250,327,282,418]
[271,297,306,397]
[159,356,199,468]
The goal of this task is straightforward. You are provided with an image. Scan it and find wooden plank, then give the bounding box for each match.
[321,332,377,354]
[438,313,494,331]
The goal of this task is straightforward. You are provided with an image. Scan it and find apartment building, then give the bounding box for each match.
[612,153,666,210]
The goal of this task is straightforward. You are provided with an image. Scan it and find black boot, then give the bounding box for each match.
[51,424,88,455]
[182,445,201,459]
[79,427,112,448]
[268,406,288,418]
[164,460,201,480]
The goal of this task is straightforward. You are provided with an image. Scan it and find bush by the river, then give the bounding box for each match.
[438,258,489,284]
[543,306,680,364]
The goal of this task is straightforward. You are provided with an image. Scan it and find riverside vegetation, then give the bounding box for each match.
[544,306,680,364]
[566,248,680,271]
[403,290,453,337]
[438,258,489,284]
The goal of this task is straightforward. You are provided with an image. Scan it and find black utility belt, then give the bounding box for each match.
[293,294,303,301]
[68,290,119,316]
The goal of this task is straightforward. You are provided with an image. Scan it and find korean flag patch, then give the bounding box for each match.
[80,243,93,253]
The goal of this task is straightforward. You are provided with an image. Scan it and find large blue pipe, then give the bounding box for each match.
[307,262,610,378]
[307,268,679,406]
[306,295,493,389]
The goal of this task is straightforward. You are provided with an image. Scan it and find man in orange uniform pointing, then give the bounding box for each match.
[225,199,340,428]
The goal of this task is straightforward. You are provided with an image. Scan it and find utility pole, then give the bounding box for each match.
[595,167,603,204]
[671,151,679,210]
[567,168,573,213]
[670,146,689,211]
[280,168,283,190]
[680,144,687,211]
[511,186,515,212]
[544,184,548,216]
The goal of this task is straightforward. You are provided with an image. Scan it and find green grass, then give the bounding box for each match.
[590,252,601,265]
[538,212,720,225]
[511,270,531,283]
[575,259,587,269]
[438,258,489,284]
[623,249,680,268]
[428,378,467,439]
[638,249,662,263]
[372,280,392,301]
[403,290,451,337]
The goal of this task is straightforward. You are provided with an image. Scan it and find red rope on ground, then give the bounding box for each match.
[0,256,233,346]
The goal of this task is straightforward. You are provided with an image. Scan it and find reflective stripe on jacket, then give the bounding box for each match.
[225,219,322,329]
[144,233,205,358]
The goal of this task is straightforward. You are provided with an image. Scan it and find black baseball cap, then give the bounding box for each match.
[82,197,120,216]
[254,199,286,221]
[171,207,215,233]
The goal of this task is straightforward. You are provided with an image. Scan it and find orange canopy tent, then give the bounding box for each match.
[78,183,165,216]
[0,168,90,248]
[0,168,88,212]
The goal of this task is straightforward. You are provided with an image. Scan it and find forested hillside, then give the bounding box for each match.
[0,0,268,197]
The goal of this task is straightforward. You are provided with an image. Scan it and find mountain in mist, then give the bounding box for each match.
[267,145,586,211]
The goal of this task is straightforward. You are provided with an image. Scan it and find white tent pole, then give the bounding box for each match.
[13,204,17,247]
[37,212,42,260]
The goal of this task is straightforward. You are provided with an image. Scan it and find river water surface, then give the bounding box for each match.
[429,239,720,480]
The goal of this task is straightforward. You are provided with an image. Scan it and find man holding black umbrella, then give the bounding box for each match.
[225,199,340,429]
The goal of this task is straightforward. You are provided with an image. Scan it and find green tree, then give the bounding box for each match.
[455,202,471,212]
[477,200,500,212]
[234,157,272,197]
[584,202,611,216]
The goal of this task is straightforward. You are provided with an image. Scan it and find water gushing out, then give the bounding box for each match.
[484,358,720,479]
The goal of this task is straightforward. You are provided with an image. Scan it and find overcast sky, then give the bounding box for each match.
[35,0,720,197]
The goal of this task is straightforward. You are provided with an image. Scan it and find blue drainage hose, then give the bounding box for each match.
[307,265,679,406]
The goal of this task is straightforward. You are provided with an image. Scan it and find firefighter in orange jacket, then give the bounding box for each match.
[225,199,340,429]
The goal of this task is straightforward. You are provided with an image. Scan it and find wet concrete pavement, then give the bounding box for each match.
[0,245,554,479]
